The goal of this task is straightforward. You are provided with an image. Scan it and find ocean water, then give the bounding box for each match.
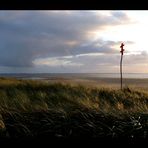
[0,73,148,79]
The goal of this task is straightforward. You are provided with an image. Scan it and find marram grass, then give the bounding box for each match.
[0,78,148,139]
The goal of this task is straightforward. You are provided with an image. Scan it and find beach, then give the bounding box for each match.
[40,77,148,90]
[1,73,148,89]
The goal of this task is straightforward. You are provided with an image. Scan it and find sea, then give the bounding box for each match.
[0,73,148,80]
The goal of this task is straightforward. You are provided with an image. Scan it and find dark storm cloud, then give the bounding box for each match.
[0,11,133,68]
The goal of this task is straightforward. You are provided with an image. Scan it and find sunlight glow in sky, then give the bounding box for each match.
[0,10,148,73]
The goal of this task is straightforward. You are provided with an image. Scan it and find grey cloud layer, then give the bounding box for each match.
[0,11,133,68]
[33,51,148,73]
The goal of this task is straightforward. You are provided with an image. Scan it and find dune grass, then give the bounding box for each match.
[0,78,148,139]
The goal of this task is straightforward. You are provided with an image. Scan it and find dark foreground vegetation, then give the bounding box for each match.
[0,78,148,144]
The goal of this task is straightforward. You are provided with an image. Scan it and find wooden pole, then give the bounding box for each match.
[120,43,125,90]
[120,53,123,90]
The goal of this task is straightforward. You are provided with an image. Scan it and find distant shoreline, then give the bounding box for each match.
[0,73,148,79]
[1,73,148,89]
[35,77,148,90]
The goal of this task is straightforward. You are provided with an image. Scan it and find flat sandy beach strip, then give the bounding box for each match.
[41,77,148,90]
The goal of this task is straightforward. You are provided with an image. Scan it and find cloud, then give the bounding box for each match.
[124,51,148,65]
[32,49,148,73]
[0,11,133,69]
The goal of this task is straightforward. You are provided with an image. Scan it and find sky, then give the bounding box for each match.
[0,10,148,73]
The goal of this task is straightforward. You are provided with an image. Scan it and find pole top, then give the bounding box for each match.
[120,43,125,55]
[120,43,124,48]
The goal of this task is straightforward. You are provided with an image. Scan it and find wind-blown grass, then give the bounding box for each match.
[0,78,148,140]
